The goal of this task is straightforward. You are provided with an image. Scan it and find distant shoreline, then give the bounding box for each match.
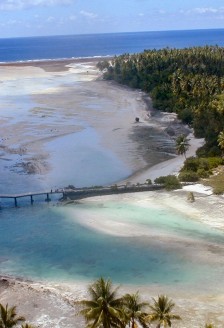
[0,56,112,72]
[0,29,224,63]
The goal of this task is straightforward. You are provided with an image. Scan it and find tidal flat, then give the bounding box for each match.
[0,60,224,327]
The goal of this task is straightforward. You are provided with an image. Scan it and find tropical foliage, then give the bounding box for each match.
[122,292,149,328]
[218,131,224,154]
[146,295,181,327]
[0,304,36,328]
[178,156,224,182]
[154,175,182,190]
[76,278,182,328]
[0,303,25,328]
[175,134,190,158]
[75,277,124,328]
[99,46,224,155]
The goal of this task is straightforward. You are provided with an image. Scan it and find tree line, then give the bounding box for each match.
[97,46,224,157]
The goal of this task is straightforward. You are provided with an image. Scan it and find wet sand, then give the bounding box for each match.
[0,58,190,192]
[0,59,224,327]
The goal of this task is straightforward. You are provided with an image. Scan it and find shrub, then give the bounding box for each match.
[196,144,221,157]
[206,157,224,169]
[154,175,182,190]
[181,157,223,175]
[154,176,167,184]
[207,146,222,157]
[197,168,210,178]
[181,157,199,172]
[110,184,118,191]
[178,171,199,182]
[198,159,210,171]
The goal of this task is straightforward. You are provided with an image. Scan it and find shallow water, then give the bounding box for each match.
[44,129,131,189]
[0,64,133,193]
[0,200,223,292]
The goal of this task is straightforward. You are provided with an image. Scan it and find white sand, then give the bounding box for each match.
[0,60,224,327]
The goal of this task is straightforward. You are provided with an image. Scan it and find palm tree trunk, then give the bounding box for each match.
[131,318,135,328]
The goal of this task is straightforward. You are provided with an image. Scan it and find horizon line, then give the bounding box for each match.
[0,27,224,40]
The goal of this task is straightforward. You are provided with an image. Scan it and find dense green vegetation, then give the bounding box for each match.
[178,156,224,182]
[154,175,182,190]
[97,46,224,156]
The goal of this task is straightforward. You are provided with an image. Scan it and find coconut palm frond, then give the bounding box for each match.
[0,303,26,328]
[175,134,190,158]
[147,295,181,327]
[21,324,36,328]
[76,277,124,328]
[122,292,150,328]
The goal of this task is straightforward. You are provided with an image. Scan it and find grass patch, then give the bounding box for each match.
[202,165,224,194]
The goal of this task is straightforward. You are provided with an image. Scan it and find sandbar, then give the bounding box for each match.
[0,59,224,328]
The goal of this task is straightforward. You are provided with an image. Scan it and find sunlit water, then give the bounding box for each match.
[0,199,223,292]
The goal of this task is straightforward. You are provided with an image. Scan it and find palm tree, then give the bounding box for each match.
[122,292,149,328]
[0,303,25,328]
[146,295,181,327]
[218,131,224,155]
[175,134,190,159]
[76,277,124,328]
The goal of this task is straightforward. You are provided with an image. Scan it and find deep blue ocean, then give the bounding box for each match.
[0,28,224,62]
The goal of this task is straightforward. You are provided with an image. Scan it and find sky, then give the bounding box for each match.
[0,0,224,38]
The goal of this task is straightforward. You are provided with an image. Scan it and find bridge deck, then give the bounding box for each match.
[0,190,65,207]
[0,184,164,207]
[0,191,64,198]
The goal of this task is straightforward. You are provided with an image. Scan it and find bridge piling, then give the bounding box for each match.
[45,193,51,202]
[0,185,164,208]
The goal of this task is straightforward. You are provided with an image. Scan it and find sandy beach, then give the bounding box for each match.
[0,59,224,327]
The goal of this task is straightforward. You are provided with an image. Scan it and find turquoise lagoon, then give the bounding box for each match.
[0,199,223,292]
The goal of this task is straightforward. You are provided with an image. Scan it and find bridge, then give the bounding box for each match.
[0,190,65,207]
[62,184,163,201]
[0,184,164,207]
